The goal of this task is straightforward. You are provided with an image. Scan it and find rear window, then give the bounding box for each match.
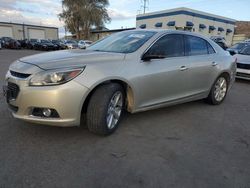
[239,46,250,55]
[231,43,247,49]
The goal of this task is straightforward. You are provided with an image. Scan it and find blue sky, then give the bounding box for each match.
[109,0,250,29]
[0,0,250,37]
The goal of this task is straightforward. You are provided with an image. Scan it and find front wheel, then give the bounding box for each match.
[86,83,124,135]
[206,75,228,105]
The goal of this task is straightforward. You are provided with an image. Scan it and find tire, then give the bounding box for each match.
[206,75,228,105]
[86,83,125,135]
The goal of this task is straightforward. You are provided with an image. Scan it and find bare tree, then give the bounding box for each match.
[59,0,111,39]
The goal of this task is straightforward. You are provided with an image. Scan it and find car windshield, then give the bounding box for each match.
[231,43,247,49]
[66,40,77,44]
[30,39,38,42]
[88,31,156,53]
[239,46,250,55]
[41,40,50,43]
[210,36,224,41]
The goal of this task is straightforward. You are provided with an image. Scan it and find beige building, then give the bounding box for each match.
[89,28,135,41]
[0,22,58,40]
[136,7,236,45]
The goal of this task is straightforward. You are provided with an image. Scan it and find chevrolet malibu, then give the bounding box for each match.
[4,30,236,135]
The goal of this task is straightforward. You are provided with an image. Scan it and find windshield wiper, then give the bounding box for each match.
[93,49,104,52]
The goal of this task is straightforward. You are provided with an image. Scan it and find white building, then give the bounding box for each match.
[136,7,236,45]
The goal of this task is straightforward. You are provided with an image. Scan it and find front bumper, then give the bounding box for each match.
[4,74,90,127]
[236,68,250,80]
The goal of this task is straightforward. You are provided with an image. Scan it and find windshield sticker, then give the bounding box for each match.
[128,34,146,39]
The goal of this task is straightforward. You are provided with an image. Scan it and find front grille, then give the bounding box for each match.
[236,72,250,78]
[237,63,250,70]
[7,82,20,100]
[10,70,31,79]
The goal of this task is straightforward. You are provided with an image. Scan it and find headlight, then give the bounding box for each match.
[29,67,85,86]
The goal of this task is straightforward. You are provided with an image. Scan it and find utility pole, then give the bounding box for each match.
[142,0,149,14]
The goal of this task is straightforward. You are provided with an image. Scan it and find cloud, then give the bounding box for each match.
[0,0,137,37]
[108,8,135,20]
[0,0,62,26]
[0,0,68,37]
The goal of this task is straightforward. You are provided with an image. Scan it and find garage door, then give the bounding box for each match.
[28,29,45,39]
[0,26,13,38]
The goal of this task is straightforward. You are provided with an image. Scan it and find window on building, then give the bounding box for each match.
[146,34,184,58]
[155,22,163,28]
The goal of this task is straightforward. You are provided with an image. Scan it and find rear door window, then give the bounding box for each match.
[185,35,210,56]
[207,43,216,54]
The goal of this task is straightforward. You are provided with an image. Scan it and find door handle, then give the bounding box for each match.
[180,66,188,71]
[212,62,218,66]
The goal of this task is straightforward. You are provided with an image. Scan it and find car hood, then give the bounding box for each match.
[234,54,250,64]
[19,50,126,70]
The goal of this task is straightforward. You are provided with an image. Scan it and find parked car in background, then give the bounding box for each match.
[244,39,250,42]
[0,39,2,49]
[27,39,39,49]
[210,36,228,50]
[1,37,13,48]
[34,39,57,51]
[19,39,29,49]
[4,30,236,135]
[65,40,78,49]
[78,40,92,49]
[51,40,67,50]
[234,45,250,80]
[5,39,21,49]
[226,42,250,55]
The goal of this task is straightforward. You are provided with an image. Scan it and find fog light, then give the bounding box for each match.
[42,108,52,117]
[32,108,60,118]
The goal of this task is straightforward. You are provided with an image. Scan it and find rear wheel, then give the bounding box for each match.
[86,83,124,135]
[206,75,228,105]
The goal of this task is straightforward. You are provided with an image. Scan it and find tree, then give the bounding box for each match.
[59,0,111,39]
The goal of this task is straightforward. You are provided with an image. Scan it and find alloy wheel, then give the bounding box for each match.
[106,91,123,129]
[214,77,227,102]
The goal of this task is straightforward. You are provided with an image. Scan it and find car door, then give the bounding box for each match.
[133,34,190,108]
[184,35,218,96]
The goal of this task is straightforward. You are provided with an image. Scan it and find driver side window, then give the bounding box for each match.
[147,34,185,58]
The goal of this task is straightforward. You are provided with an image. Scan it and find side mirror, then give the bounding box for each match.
[141,54,166,62]
[141,54,152,62]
